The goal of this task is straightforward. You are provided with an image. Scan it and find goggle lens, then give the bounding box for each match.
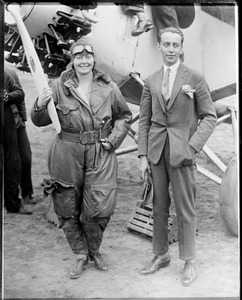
[73,45,94,55]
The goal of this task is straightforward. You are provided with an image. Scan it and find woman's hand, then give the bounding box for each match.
[100,139,113,151]
[37,87,53,108]
[139,155,150,181]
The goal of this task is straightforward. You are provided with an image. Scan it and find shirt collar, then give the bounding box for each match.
[163,60,180,73]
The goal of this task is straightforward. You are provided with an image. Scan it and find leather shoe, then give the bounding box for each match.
[23,195,37,204]
[89,253,108,271]
[139,255,170,275]
[182,261,197,286]
[69,256,89,279]
[131,19,154,37]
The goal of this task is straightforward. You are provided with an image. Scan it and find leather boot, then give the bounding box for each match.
[89,253,108,271]
[131,19,154,37]
[69,255,89,279]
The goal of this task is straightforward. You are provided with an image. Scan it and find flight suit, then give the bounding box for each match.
[31,67,132,255]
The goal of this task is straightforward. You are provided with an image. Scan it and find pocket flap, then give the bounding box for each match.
[56,103,79,115]
[91,181,117,196]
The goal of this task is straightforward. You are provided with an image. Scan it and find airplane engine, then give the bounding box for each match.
[4,2,174,104]
[5,3,196,83]
[4,3,95,77]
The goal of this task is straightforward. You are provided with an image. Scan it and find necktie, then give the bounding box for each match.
[162,68,171,102]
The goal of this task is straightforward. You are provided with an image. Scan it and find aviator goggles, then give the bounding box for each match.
[72,45,94,55]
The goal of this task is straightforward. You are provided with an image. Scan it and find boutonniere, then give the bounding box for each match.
[182,85,196,99]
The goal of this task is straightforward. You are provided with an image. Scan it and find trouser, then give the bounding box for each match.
[49,182,112,255]
[17,123,33,197]
[3,107,22,212]
[58,215,110,256]
[46,141,117,255]
[150,6,179,42]
[150,137,197,261]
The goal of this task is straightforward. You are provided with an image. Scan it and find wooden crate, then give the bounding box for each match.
[127,201,178,244]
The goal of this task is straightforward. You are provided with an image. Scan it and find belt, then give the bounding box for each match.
[58,127,111,144]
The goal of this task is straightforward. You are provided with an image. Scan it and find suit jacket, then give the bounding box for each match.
[138,63,217,167]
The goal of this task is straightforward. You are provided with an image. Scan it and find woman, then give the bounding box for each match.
[31,38,132,279]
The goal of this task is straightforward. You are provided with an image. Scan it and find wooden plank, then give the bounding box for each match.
[143,204,153,211]
[135,206,153,217]
[127,222,178,243]
[130,211,177,228]
[127,223,153,237]
[127,205,178,244]
[133,213,154,224]
[130,214,177,232]
[130,218,153,231]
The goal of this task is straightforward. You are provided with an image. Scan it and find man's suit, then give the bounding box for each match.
[138,62,217,260]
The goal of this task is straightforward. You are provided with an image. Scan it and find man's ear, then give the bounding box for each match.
[157,42,161,49]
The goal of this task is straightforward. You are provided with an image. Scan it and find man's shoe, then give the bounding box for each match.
[139,255,170,275]
[89,253,108,271]
[18,206,33,214]
[131,19,154,37]
[69,256,89,279]
[23,195,37,204]
[182,261,197,286]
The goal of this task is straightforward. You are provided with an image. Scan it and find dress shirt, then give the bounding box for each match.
[163,60,180,99]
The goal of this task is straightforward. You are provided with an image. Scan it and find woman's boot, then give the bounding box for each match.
[69,254,89,279]
[89,252,108,271]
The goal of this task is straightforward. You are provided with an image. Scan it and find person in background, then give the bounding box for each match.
[122,4,154,36]
[3,67,32,214]
[8,67,36,205]
[138,27,217,286]
[31,38,132,279]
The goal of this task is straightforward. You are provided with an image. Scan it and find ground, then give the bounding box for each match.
[2,69,239,299]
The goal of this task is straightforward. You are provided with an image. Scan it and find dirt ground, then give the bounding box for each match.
[2,69,239,299]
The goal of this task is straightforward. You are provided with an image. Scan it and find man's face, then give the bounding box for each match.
[158,32,183,66]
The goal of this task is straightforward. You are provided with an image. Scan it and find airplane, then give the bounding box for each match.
[2,2,238,238]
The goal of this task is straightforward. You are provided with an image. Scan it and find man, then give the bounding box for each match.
[3,67,32,214]
[122,4,154,36]
[138,27,217,286]
[9,67,36,204]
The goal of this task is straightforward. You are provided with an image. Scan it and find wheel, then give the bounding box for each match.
[218,155,238,236]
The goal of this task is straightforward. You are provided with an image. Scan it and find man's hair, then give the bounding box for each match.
[158,27,184,45]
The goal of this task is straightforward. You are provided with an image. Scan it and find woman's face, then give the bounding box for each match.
[73,52,95,75]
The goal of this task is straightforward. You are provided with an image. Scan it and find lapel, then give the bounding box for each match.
[90,81,112,115]
[167,63,188,111]
[156,67,166,113]
[65,75,112,115]
[65,78,92,112]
